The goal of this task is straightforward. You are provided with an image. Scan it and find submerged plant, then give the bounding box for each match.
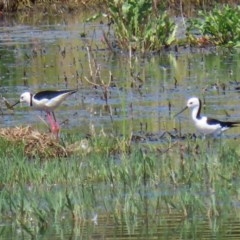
[187,5,240,46]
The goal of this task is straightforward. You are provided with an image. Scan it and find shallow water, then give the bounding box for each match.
[1,12,240,239]
[1,14,240,139]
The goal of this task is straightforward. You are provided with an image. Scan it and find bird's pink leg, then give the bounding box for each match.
[51,112,60,136]
[46,112,60,137]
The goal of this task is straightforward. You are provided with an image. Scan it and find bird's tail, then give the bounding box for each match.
[227,121,240,127]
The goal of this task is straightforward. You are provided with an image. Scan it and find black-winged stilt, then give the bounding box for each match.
[12,89,77,135]
[175,97,240,137]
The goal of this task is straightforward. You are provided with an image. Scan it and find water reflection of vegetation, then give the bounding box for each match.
[1,132,240,238]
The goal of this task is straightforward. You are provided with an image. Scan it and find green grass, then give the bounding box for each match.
[0,132,240,237]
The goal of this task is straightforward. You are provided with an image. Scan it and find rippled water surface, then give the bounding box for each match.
[1,13,240,239]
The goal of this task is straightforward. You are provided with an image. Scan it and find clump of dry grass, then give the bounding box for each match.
[0,126,68,159]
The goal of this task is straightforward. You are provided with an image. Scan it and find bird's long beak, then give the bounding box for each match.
[10,100,20,108]
[174,106,188,117]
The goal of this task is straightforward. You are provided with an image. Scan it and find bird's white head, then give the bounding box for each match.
[186,97,200,109]
[174,97,202,118]
[20,92,32,105]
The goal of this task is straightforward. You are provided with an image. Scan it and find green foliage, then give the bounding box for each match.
[187,5,240,46]
[1,132,240,237]
[106,0,176,52]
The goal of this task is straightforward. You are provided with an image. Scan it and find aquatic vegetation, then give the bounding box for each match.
[103,0,176,52]
[187,5,240,46]
[0,127,240,238]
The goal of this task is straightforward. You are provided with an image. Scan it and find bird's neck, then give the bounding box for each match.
[192,99,202,120]
[30,93,33,106]
[191,105,201,121]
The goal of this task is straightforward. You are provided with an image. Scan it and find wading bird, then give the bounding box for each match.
[12,89,78,136]
[175,97,240,137]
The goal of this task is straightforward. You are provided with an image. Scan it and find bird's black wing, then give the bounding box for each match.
[34,90,77,100]
[207,117,240,128]
[206,118,222,125]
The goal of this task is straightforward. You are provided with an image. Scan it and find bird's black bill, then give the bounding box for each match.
[2,97,14,110]
[10,100,20,108]
[174,106,188,117]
